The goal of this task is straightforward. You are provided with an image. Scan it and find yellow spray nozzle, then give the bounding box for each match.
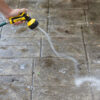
[9,12,39,29]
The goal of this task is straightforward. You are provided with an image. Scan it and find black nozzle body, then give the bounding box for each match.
[29,20,39,29]
[23,13,39,29]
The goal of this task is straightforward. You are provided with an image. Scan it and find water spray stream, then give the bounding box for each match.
[37,26,79,77]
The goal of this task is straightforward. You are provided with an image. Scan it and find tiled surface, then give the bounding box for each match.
[0,0,100,100]
[0,75,32,100]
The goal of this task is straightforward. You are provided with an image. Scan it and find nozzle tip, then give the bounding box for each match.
[29,20,39,29]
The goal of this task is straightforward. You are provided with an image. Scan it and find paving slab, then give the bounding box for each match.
[0,45,40,58]
[32,86,92,100]
[41,37,85,57]
[82,24,100,100]
[48,23,82,38]
[0,58,33,75]
[87,2,100,24]
[48,0,88,9]
[0,37,40,46]
[86,64,100,100]
[19,0,48,20]
[82,25,100,64]
[33,57,88,87]
[82,25,100,45]
[0,75,32,100]
[49,9,86,25]
[86,44,100,66]
[33,56,91,100]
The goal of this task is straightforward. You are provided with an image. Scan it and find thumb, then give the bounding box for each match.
[18,8,28,14]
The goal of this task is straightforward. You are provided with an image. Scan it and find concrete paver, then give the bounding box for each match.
[49,0,88,9]
[48,23,82,37]
[19,0,48,20]
[86,45,100,64]
[82,25,100,45]
[0,75,32,100]
[41,37,85,57]
[33,58,88,87]
[0,45,40,58]
[49,9,86,25]
[0,37,40,46]
[32,86,92,100]
[0,58,33,75]
[87,2,100,24]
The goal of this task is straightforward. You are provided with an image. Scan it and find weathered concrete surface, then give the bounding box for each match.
[0,0,100,100]
[32,86,92,100]
[41,37,85,57]
[0,75,32,100]
[49,0,88,9]
[19,0,48,20]
[0,58,33,75]
[49,9,86,25]
[33,58,88,87]
[87,1,100,24]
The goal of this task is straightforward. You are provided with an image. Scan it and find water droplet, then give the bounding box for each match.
[20,64,26,70]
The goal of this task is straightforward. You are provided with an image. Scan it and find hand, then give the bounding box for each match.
[6,8,28,25]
